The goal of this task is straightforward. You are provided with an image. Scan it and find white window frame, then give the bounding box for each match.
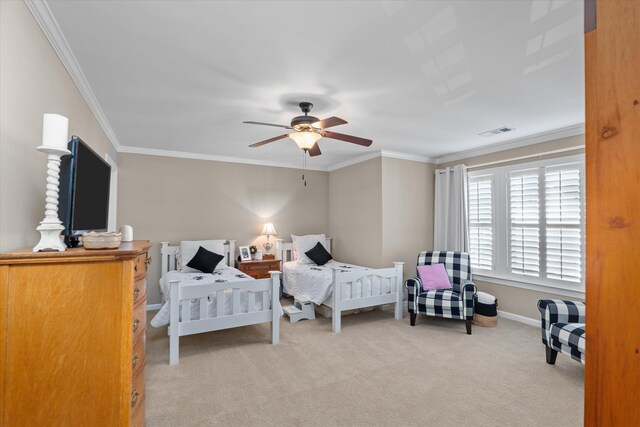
[468,154,586,297]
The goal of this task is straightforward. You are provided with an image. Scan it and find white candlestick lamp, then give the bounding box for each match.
[33,114,71,252]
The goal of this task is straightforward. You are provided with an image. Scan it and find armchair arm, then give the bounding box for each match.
[405,277,422,313]
[461,280,477,320]
[537,300,586,345]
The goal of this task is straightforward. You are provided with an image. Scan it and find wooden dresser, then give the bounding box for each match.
[0,240,151,426]
[235,258,281,279]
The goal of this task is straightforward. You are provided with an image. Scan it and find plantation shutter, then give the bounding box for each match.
[468,175,493,270]
[510,171,540,277]
[545,165,582,282]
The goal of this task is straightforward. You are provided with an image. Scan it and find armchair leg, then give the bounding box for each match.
[465,319,472,335]
[545,346,558,365]
[410,313,416,326]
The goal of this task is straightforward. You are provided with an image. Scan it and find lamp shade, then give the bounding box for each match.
[42,114,69,150]
[261,222,277,236]
[288,131,321,150]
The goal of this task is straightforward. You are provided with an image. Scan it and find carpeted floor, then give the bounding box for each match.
[144,306,583,426]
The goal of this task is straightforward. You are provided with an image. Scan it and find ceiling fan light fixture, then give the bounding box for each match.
[289,131,321,150]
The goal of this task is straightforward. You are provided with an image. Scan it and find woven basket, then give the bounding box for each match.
[472,313,498,327]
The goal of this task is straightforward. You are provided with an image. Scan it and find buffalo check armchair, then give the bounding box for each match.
[405,251,477,334]
[537,300,586,365]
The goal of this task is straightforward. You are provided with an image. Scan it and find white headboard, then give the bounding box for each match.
[276,238,332,263]
[160,240,236,275]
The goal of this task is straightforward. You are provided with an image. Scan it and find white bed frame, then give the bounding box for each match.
[160,241,281,365]
[276,238,403,333]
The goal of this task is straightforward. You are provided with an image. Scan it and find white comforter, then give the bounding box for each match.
[150,268,281,327]
[283,260,390,305]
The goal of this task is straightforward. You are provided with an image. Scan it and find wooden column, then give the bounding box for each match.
[585,0,640,424]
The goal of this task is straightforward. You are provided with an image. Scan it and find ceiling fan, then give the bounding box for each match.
[244,102,372,157]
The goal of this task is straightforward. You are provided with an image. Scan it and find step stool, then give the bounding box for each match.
[283,298,316,323]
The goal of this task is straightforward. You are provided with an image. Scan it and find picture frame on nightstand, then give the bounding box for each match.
[239,245,251,261]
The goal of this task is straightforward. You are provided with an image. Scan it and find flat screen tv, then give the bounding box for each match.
[59,136,111,247]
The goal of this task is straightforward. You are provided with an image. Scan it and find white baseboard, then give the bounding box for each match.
[497,310,540,328]
[146,303,162,311]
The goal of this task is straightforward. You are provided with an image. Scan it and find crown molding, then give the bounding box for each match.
[327,150,434,172]
[432,123,585,165]
[380,150,434,164]
[120,145,435,173]
[25,0,122,152]
[118,145,328,172]
[326,151,382,172]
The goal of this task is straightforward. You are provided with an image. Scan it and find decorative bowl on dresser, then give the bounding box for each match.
[235,258,281,279]
[0,240,152,426]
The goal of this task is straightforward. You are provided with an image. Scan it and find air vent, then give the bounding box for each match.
[479,126,515,137]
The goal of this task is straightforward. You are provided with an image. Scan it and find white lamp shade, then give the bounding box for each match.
[261,222,277,236]
[289,131,321,150]
[42,114,69,150]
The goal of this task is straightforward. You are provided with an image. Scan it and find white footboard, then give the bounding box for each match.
[168,271,281,365]
[329,262,403,333]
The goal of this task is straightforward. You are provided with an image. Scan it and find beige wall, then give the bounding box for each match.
[328,158,384,267]
[439,134,586,320]
[381,157,435,280]
[0,2,115,252]
[117,153,329,305]
[329,156,436,280]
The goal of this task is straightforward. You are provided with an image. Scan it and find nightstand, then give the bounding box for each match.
[235,258,281,279]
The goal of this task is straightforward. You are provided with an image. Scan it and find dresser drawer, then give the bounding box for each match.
[130,366,145,417]
[132,298,147,340]
[134,252,149,279]
[132,334,146,377]
[133,277,147,305]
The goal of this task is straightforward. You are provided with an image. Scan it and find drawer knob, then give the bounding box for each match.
[134,264,138,272]
[133,318,140,333]
[146,256,152,265]
[131,390,139,408]
[132,353,139,369]
[133,287,140,301]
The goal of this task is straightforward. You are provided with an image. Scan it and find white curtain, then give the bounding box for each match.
[433,164,469,251]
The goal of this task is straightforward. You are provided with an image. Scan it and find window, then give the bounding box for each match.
[509,171,540,277]
[468,175,493,271]
[467,155,585,293]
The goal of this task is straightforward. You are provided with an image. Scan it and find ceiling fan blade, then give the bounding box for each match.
[322,131,372,147]
[312,116,348,129]
[308,142,322,157]
[243,121,293,130]
[249,134,290,148]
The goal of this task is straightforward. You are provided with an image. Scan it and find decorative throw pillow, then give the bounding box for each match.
[186,246,225,274]
[291,234,327,264]
[179,240,226,272]
[305,241,333,266]
[417,263,453,291]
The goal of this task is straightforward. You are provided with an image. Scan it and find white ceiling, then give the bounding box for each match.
[45,0,585,169]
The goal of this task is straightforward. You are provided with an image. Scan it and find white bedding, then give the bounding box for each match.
[150,267,280,327]
[283,260,392,305]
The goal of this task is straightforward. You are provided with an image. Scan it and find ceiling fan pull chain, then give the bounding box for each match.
[302,150,307,186]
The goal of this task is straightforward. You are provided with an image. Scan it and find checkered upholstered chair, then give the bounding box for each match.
[405,251,477,334]
[537,300,586,365]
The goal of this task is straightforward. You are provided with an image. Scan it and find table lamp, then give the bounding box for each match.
[261,222,277,255]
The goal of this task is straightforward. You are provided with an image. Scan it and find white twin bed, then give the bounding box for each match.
[151,240,281,365]
[152,235,403,364]
[277,236,404,333]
